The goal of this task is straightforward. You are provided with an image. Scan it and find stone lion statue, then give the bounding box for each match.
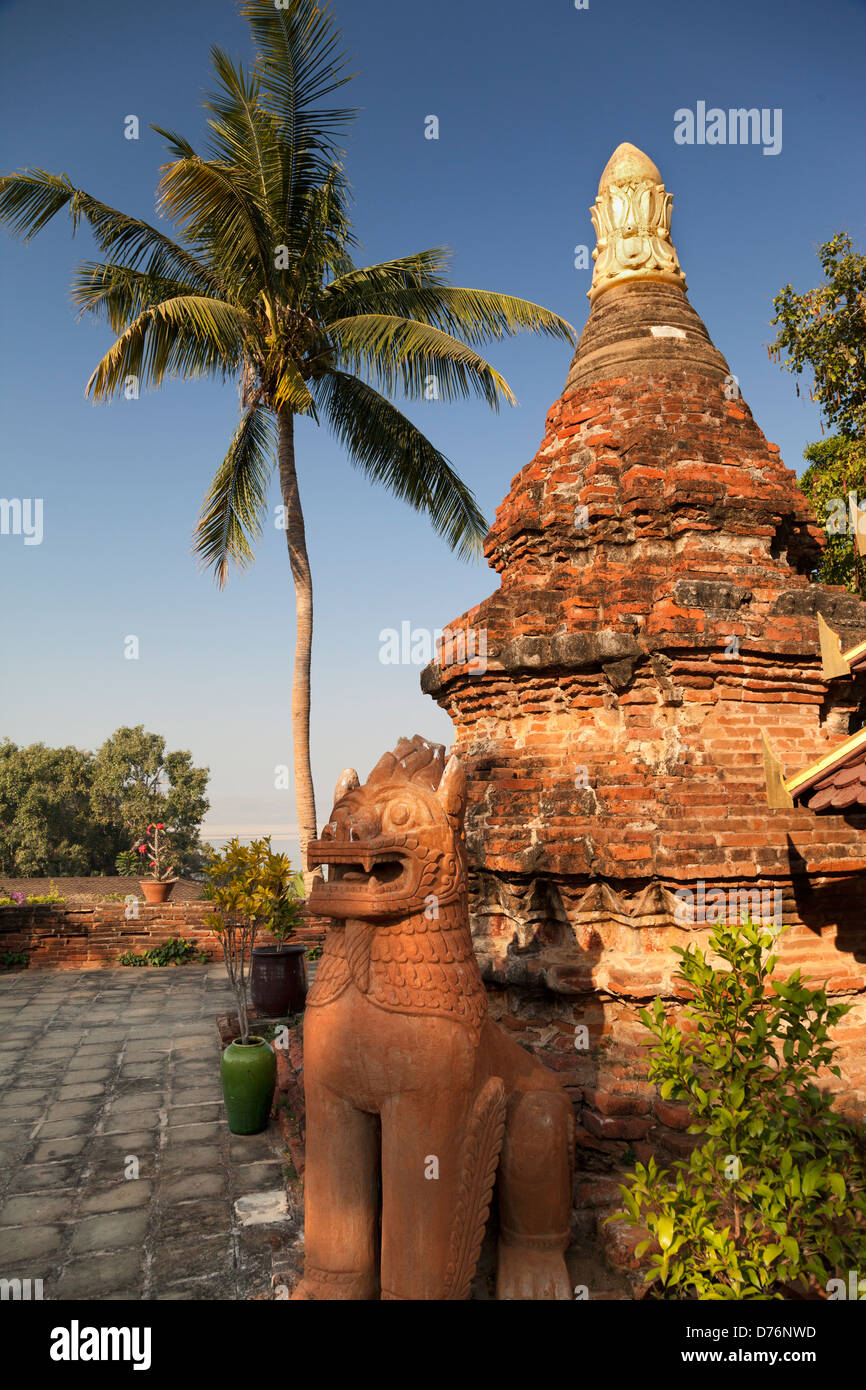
[293,735,573,1300]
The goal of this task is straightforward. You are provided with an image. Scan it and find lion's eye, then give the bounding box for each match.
[387,803,410,827]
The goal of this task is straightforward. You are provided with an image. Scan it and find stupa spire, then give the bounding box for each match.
[588,141,687,303]
[566,142,729,390]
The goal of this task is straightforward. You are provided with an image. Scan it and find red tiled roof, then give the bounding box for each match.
[788,727,866,813]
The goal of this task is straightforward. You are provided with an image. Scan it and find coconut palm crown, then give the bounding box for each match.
[0,0,575,879]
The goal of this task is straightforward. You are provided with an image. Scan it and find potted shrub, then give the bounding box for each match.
[250,866,307,1017]
[204,837,282,1135]
[136,823,177,903]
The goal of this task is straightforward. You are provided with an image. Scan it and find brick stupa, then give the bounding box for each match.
[423,144,866,1166]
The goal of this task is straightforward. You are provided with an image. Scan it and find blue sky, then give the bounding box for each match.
[1,0,864,864]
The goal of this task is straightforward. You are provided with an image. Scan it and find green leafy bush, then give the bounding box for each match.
[204,837,301,1042]
[612,917,866,1299]
[1,951,28,969]
[119,936,207,967]
[25,882,65,905]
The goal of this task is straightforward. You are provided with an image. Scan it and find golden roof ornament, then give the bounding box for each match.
[588,143,687,303]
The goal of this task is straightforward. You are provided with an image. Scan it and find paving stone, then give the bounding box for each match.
[160,1171,225,1203]
[55,1250,143,1298]
[153,1196,232,1240]
[44,1100,102,1120]
[103,1109,162,1134]
[97,1129,158,1151]
[171,1088,223,1106]
[11,1162,79,1193]
[167,1103,224,1126]
[149,1233,232,1284]
[79,1180,153,1214]
[0,1103,44,1122]
[86,1155,153,1186]
[31,1136,87,1161]
[36,1117,98,1140]
[56,1081,107,1100]
[228,1133,278,1162]
[70,1208,149,1252]
[0,1223,63,1260]
[64,1057,114,1074]
[164,1121,225,1144]
[0,1192,73,1225]
[4,1086,51,1104]
[230,1161,283,1195]
[159,1144,222,1173]
[120,1062,165,1080]
[110,1090,164,1112]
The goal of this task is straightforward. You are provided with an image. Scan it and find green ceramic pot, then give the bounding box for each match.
[220,1035,276,1135]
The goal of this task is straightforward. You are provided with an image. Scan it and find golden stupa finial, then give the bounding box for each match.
[588,143,687,303]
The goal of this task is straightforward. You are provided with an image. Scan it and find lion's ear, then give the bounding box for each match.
[334,768,360,803]
[436,754,466,823]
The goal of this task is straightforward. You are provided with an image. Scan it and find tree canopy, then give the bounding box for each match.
[0,727,210,876]
[770,232,866,440]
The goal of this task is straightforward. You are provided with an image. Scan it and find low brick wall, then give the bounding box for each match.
[0,901,326,971]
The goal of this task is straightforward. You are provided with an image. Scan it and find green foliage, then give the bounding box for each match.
[612,918,866,1300]
[25,883,65,905]
[1,951,28,970]
[115,849,143,874]
[0,729,209,877]
[118,936,206,967]
[91,726,209,873]
[770,232,866,439]
[204,836,299,1041]
[799,436,866,596]
[305,942,323,961]
[204,837,299,935]
[0,739,114,875]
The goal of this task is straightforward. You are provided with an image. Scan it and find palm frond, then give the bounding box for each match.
[71,261,207,334]
[326,313,517,408]
[0,168,221,294]
[85,296,255,400]
[323,248,454,305]
[156,157,275,305]
[316,370,487,559]
[329,278,576,349]
[240,0,357,223]
[201,49,286,233]
[193,405,276,587]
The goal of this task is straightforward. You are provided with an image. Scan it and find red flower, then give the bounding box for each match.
[149,862,156,869]
[137,845,146,854]
[147,824,153,833]
[157,823,164,830]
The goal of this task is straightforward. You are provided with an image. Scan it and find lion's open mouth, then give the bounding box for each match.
[306,841,412,910]
[329,858,404,887]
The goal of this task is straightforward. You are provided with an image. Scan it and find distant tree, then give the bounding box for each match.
[0,740,115,875]
[90,726,210,871]
[0,728,210,877]
[770,232,866,440]
[799,437,866,597]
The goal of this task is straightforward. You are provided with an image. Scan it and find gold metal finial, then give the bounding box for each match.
[588,143,687,303]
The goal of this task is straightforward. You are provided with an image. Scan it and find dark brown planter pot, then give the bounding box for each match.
[139,880,175,904]
[250,943,307,1016]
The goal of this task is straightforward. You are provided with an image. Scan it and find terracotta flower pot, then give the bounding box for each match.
[139,880,175,904]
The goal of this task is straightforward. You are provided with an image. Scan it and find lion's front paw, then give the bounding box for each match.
[495,1241,572,1301]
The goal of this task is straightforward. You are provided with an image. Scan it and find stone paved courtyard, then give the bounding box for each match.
[0,965,301,1300]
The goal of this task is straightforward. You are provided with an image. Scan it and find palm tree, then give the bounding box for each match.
[0,0,574,884]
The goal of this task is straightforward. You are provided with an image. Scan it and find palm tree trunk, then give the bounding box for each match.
[277,408,319,889]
